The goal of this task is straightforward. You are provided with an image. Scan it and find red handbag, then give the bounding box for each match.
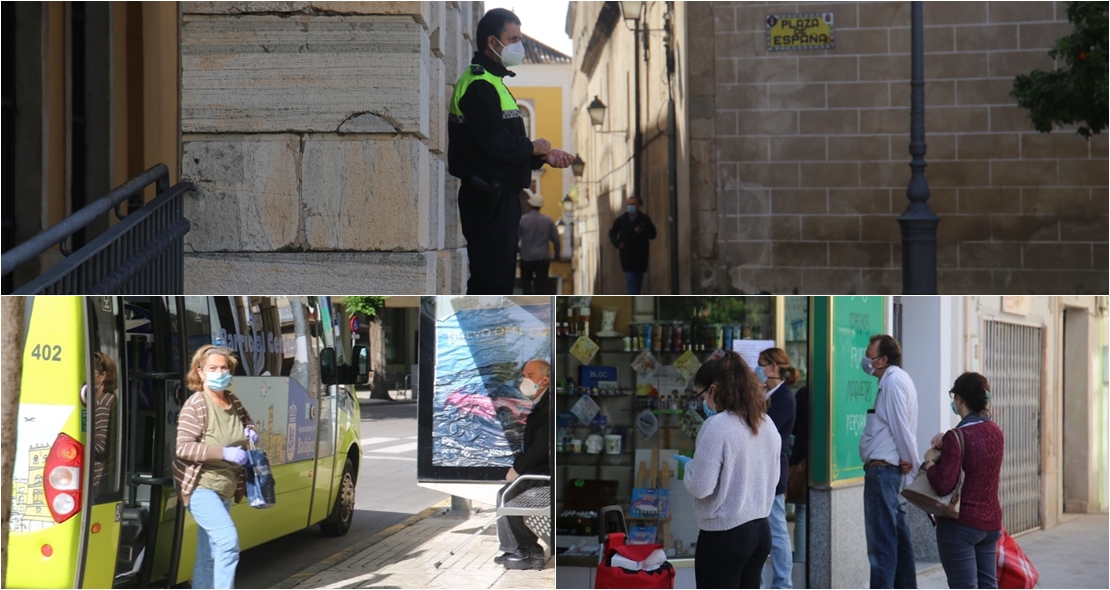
[996,528,1039,589]
[595,532,676,589]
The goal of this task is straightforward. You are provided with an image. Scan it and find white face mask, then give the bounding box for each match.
[519,377,545,398]
[493,37,526,68]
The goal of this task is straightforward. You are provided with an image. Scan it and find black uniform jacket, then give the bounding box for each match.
[513,391,550,476]
[608,212,658,273]
[447,52,545,190]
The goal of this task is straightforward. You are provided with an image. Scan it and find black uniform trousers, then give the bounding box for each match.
[459,184,521,295]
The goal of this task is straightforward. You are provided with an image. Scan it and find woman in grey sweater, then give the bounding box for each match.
[678,351,781,589]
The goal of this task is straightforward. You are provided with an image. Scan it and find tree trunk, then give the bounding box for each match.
[366,317,391,400]
[1,296,26,586]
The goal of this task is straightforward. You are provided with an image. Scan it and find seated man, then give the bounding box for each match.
[494,358,551,570]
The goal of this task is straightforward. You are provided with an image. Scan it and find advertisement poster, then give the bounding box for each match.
[430,298,552,470]
[232,376,317,466]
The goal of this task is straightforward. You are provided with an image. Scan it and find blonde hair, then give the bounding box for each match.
[186,345,238,392]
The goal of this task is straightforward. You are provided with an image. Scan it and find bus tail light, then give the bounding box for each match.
[44,433,83,524]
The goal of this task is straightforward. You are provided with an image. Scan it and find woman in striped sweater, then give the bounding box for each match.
[173,345,258,589]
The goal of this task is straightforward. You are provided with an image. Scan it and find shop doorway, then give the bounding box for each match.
[982,320,1043,534]
[1062,307,1096,513]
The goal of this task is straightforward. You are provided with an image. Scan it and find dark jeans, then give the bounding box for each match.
[519,259,551,295]
[459,184,521,295]
[496,479,542,554]
[936,518,1001,589]
[695,518,771,589]
[863,464,917,589]
[624,271,644,295]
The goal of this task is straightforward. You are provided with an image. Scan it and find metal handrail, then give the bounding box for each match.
[1,164,170,276]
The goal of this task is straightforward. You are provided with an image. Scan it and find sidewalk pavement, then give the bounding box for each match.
[279,500,554,589]
[917,512,1109,589]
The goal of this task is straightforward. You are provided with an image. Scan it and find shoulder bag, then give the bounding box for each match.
[901,427,965,519]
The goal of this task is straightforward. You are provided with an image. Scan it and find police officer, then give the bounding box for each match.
[448,8,574,294]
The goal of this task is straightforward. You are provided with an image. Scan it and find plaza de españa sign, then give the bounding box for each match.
[766,13,835,51]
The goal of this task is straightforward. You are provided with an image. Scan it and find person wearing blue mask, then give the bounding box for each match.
[448,8,574,295]
[757,348,799,589]
[858,334,920,589]
[679,351,780,589]
[174,345,258,589]
[608,195,657,294]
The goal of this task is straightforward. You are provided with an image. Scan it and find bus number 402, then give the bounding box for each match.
[31,344,62,362]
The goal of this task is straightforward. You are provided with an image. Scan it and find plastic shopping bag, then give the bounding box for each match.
[245,447,276,509]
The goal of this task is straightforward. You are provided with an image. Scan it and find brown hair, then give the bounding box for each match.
[951,372,991,414]
[92,352,118,394]
[693,350,767,434]
[758,347,799,386]
[868,334,903,367]
[186,345,238,392]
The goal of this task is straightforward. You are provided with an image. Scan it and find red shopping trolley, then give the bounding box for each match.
[595,505,675,589]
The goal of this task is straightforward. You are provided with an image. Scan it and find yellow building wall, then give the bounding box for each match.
[509,85,564,221]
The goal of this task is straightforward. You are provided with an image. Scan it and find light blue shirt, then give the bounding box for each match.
[859,365,920,485]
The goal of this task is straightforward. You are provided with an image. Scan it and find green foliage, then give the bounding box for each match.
[345,296,386,319]
[1011,1,1108,138]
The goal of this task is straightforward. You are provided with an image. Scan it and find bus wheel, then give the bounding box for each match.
[321,458,356,536]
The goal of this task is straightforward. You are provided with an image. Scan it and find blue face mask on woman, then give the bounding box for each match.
[206,371,232,392]
[755,365,767,383]
[702,399,717,418]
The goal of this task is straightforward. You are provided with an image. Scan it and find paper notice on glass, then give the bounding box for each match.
[631,349,659,375]
[673,350,702,383]
[571,394,600,426]
[731,339,777,369]
[569,336,600,365]
[657,365,688,397]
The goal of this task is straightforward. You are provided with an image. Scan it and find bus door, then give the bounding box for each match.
[78,297,127,589]
[115,297,187,587]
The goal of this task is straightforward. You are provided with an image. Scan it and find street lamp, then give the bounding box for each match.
[571,155,585,178]
[562,194,574,212]
[898,1,939,294]
[620,1,644,21]
[587,96,607,127]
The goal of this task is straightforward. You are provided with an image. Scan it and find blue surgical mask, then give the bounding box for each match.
[206,371,232,392]
[755,365,767,383]
[702,399,717,418]
[951,401,959,415]
[627,206,637,215]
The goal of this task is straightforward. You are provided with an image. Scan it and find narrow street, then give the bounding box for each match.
[237,401,445,589]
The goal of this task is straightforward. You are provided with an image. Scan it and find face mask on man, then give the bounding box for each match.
[206,371,232,392]
[627,205,637,215]
[519,377,544,398]
[493,37,526,68]
[860,355,880,376]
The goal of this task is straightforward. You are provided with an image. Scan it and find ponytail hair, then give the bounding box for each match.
[759,347,798,386]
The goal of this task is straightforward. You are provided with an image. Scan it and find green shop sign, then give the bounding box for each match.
[810,296,887,485]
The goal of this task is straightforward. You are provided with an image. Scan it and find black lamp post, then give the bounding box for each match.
[898,1,939,294]
[587,96,607,127]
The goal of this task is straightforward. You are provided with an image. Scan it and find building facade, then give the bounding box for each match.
[568,1,1108,295]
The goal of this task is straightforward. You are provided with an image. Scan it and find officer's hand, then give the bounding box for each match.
[634,225,644,233]
[544,149,574,168]
[532,139,552,156]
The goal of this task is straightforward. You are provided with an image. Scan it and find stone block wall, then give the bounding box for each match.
[703,1,1107,294]
[181,1,481,294]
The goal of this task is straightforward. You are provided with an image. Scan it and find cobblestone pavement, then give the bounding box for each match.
[284,500,554,589]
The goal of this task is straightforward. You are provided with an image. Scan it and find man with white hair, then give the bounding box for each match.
[517,189,560,294]
[495,358,551,570]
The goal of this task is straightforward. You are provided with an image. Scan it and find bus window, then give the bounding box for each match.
[87,298,123,504]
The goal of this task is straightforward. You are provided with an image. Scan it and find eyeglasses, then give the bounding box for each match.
[695,387,710,400]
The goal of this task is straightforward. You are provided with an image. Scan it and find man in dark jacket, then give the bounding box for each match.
[495,358,551,570]
[448,8,573,294]
[607,195,656,294]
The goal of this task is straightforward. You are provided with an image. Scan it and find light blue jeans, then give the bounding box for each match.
[762,493,793,588]
[189,488,239,589]
[792,502,807,563]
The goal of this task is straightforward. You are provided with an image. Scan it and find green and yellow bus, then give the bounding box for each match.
[7,296,368,588]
